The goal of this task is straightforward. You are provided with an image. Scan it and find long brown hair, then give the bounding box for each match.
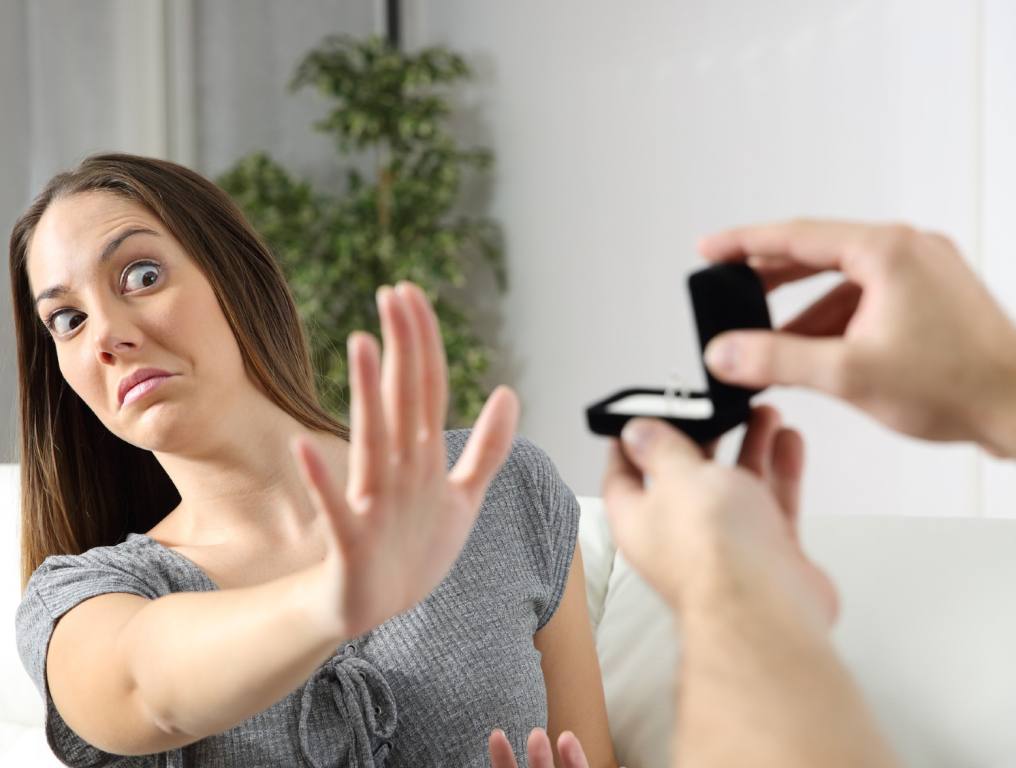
[11,153,349,590]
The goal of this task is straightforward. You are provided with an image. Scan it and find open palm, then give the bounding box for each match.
[293,281,519,640]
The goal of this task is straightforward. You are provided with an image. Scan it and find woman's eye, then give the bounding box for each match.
[48,310,86,336]
[122,261,162,292]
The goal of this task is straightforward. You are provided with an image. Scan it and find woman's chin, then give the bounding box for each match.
[118,401,201,453]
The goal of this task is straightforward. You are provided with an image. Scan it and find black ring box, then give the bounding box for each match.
[586,263,772,443]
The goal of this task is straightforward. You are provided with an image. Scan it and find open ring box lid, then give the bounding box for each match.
[586,262,772,443]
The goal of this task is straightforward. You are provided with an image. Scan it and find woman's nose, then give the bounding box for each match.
[90,305,142,365]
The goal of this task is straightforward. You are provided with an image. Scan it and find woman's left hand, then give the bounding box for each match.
[489,727,614,768]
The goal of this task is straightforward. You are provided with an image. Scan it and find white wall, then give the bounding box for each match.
[192,0,376,180]
[2,1,1013,518]
[408,0,1016,518]
[982,0,1016,518]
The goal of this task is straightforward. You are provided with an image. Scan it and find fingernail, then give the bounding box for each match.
[621,418,661,459]
[705,336,738,374]
[348,494,373,514]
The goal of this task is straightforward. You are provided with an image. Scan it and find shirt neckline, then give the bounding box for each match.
[126,532,222,591]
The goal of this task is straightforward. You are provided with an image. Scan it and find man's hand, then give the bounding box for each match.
[601,408,899,768]
[699,220,1016,457]
[603,406,837,629]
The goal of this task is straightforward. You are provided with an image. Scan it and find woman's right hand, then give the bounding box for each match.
[291,281,519,640]
[489,728,606,768]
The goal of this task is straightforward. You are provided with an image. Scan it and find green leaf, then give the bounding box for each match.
[218,35,505,425]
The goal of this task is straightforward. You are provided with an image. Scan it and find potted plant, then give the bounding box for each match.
[218,34,504,424]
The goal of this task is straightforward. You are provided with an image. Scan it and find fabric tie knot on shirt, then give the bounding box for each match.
[298,646,397,767]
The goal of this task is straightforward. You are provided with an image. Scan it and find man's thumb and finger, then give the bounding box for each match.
[705,330,854,397]
[619,418,705,478]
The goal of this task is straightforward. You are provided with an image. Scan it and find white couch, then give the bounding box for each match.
[4,463,1016,767]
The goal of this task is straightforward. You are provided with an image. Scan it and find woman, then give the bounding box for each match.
[13,154,616,767]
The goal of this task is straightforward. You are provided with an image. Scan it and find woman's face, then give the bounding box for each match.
[26,191,251,453]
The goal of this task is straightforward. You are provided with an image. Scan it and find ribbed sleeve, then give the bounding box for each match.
[16,549,161,767]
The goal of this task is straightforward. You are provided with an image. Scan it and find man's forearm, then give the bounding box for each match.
[673,574,899,768]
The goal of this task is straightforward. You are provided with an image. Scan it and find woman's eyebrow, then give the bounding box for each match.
[33,226,160,307]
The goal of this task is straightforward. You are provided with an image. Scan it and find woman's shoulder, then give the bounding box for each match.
[443,429,559,486]
[442,430,580,629]
[20,533,203,623]
[30,532,161,578]
[443,429,578,530]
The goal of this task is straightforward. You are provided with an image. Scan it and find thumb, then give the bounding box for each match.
[705,330,850,395]
[620,418,704,478]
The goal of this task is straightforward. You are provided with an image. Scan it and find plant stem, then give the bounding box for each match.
[377,145,393,234]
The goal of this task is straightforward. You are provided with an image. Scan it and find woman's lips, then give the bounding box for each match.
[121,375,175,408]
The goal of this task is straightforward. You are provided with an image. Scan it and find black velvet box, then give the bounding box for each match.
[586,263,772,443]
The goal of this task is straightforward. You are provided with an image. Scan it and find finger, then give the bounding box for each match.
[781,280,863,337]
[771,427,805,535]
[619,417,705,480]
[557,731,591,768]
[378,285,421,461]
[602,440,645,513]
[704,330,852,396]
[448,386,520,509]
[488,729,519,768]
[736,405,782,478]
[527,728,555,768]
[346,332,387,508]
[397,281,448,441]
[290,436,355,552]
[697,219,880,285]
[811,562,841,625]
[702,437,720,460]
[755,262,828,292]
[602,441,653,554]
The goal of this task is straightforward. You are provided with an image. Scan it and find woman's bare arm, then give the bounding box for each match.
[47,562,339,755]
[535,544,618,768]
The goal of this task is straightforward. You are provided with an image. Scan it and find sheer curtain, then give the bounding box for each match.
[0,0,376,459]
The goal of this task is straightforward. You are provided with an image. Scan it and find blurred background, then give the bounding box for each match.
[1,0,1014,518]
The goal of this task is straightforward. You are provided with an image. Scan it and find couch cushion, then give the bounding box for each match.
[0,465,44,729]
[578,497,678,768]
[804,514,1016,768]
[576,496,616,632]
[599,553,679,768]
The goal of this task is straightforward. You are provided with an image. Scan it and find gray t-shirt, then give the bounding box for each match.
[15,432,579,768]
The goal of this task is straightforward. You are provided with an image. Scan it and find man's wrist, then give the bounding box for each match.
[673,541,831,642]
[974,335,1016,459]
